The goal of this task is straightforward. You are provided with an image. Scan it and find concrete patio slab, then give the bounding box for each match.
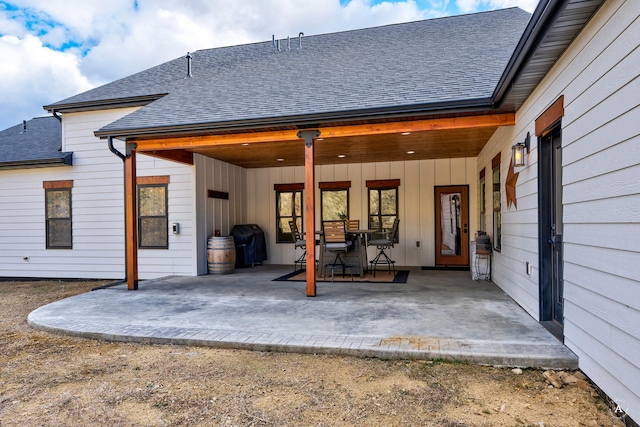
[28,266,578,369]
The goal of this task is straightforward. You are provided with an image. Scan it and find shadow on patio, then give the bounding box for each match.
[28,265,577,369]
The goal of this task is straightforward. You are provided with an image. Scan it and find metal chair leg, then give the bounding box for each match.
[369,247,395,277]
[294,249,307,271]
[325,252,353,282]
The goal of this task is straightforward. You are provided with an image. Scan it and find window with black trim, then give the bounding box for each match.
[138,184,168,249]
[275,185,303,243]
[479,169,486,232]
[492,154,502,252]
[45,183,72,249]
[367,180,399,240]
[320,181,351,221]
[321,189,349,221]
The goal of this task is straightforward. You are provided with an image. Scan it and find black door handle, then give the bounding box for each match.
[548,234,562,244]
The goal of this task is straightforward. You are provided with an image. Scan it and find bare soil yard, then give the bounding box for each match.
[0,280,626,426]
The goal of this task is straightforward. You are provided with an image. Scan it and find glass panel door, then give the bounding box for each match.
[435,186,469,266]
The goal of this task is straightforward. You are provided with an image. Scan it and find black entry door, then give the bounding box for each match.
[539,126,564,326]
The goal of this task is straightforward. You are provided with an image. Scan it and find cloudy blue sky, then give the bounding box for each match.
[0,0,538,130]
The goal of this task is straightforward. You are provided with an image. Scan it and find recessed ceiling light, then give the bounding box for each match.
[277,158,284,162]
[401,132,411,136]
[407,150,415,154]
[338,154,346,158]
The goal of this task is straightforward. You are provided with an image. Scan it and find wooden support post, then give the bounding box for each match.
[124,145,139,290]
[298,130,320,297]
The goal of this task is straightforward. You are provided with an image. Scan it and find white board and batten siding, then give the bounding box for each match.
[194,154,247,275]
[478,0,640,419]
[0,108,196,280]
[244,158,477,267]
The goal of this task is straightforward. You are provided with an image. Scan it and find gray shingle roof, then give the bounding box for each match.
[0,117,71,169]
[49,8,531,134]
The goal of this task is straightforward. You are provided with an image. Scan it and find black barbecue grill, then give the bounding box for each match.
[230,224,267,268]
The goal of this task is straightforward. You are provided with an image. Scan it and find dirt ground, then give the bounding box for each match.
[0,280,627,427]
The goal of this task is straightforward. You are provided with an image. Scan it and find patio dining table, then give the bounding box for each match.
[316,229,378,278]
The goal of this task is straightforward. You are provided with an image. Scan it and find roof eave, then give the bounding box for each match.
[44,94,167,114]
[0,153,73,170]
[492,0,560,105]
[94,97,496,139]
[493,0,605,109]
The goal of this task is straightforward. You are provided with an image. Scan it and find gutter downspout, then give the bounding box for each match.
[51,110,62,122]
[107,136,132,288]
[108,135,126,161]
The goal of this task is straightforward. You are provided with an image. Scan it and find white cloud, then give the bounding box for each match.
[4,0,134,40]
[0,34,94,127]
[491,0,538,12]
[456,0,537,13]
[39,25,68,49]
[0,0,538,130]
[0,9,28,37]
[456,0,480,13]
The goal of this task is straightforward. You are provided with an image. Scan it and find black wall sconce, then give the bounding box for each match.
[512,132,530,167]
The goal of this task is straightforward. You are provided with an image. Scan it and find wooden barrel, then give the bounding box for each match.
[207,236,236,274]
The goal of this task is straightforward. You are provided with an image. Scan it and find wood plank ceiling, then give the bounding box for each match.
[190,126,500,168]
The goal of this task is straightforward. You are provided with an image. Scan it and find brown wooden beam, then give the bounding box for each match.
[137,175,170,185]
[125,149,139,290]
[366,179,401,188]
[133,113,515,152]
[318,181,351,190]
[492,152,501,169]
[318,113,515,139]
[141,149,194,165]
[535,95,564,136]
[136,130,300,151]
[298,130,320,297]
[274,183,305,191]
[43,180,73,189]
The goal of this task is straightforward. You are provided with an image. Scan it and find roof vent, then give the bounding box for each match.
[272,35,281,51]
[20,120,27,134]
[272,33,304,51]
[185,52,192,78]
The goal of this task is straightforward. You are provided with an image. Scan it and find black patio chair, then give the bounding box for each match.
[289,220,308,271]
[322,220,354,282]
[368,218,399,277]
